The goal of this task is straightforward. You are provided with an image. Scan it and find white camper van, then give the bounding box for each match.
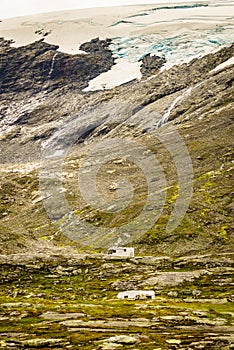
[118,290,155,300]
[107,247,134,258]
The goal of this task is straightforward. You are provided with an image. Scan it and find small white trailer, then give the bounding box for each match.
[107,247,134,258]
[117,290,155,300]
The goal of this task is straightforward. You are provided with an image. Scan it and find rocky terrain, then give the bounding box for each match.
[0,11,234,349]
[0,37,114,93]
[0,251,233,349]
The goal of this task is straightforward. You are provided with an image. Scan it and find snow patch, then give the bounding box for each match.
[212,56,234,72]
[83,58,142,91]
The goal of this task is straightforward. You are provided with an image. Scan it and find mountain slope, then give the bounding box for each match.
[0,37,233,255]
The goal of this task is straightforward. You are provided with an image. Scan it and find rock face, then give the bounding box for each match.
[0,37,115,93]
[140,53,166,76]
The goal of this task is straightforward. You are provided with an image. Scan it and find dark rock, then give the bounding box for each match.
[140,53,166,76]
[0,37,115,93]
[80,37,112,54]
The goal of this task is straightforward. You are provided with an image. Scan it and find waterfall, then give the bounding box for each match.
[40,52,58,92]
[157,86,193,128]
[48,52,58,79]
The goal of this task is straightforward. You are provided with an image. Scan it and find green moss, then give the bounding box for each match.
[218,225,228,238]
[0,257,233,349]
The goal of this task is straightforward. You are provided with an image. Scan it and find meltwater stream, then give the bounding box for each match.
[157,87,193,128]
[48,53,58,79]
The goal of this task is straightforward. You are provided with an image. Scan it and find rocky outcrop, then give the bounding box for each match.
[0,37,115,93]
[80,37,112,55]
[138,44,234,108]
[140,53,166,76]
